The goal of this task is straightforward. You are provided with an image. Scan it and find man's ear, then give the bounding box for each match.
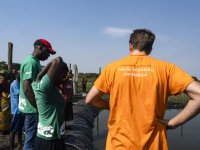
[39,46,43,51]
[129,43,134,51]
[146,49,152,55]
[37,46,43,54]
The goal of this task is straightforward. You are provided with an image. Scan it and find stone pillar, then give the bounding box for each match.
[8,42,13,71]
[72,64,78,95]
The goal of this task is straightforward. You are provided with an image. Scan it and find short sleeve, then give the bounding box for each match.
[13,84,20,95]
[37,74,53,93]
[168,65,194,95]
[22,62,35,81]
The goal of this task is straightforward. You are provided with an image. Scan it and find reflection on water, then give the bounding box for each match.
[93,110,109,150]
[93,109,200,150]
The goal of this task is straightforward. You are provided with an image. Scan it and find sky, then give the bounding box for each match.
[0,0,200,78]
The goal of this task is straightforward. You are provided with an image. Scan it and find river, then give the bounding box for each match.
[93,109,200,150]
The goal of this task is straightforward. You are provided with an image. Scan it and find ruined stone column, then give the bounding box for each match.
[72,64,78,95]
[8,42,13,71]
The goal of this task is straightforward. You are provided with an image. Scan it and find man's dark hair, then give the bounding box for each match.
[14,70,20,80]
[129,29,155,53]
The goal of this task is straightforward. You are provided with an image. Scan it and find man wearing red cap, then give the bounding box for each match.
[19,39,56,150]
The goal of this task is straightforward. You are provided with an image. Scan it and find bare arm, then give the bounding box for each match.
[159,81,200,129]
[85,86,109,109]
[36,57,64,84]
[46,57,64,85]
[36,61,52,82]
[23,79,37,109]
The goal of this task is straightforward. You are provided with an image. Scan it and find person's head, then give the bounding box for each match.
[15,70,20,81]
[67,70,73,79]
[0,70,6,81]
[0,70,10,92]
[12,69,16,74]
[33,39,56,61]
[1,70,10,81]
[129,29,155,55]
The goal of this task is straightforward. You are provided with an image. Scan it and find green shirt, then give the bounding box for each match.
[19,55,42,113]
[32,74,65,140]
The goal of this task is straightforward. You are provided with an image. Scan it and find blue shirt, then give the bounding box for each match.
[10,80,20,114]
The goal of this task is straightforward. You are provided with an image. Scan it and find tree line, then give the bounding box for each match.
[0,61,199,82]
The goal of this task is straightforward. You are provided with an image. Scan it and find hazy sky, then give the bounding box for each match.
[0,0,200,78]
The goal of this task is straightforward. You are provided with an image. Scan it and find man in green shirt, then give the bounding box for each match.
[19,39,56,150]
[32,57,68,150]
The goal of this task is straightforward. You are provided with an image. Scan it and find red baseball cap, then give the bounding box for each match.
[34,39,56,55]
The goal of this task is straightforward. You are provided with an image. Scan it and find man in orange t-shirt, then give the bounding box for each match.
[85,29,200,150]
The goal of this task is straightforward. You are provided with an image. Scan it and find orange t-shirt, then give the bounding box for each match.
[95,55,193,150]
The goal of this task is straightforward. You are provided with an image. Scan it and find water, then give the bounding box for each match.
[166,109,200,150]
[93,109,200,150]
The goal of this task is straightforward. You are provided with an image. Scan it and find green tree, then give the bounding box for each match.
[0,61,8,70]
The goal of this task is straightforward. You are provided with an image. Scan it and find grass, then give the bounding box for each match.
[168,93,189,104]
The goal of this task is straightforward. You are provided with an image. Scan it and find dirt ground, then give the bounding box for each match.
[0,132,11,150]
[0,132,23,150]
